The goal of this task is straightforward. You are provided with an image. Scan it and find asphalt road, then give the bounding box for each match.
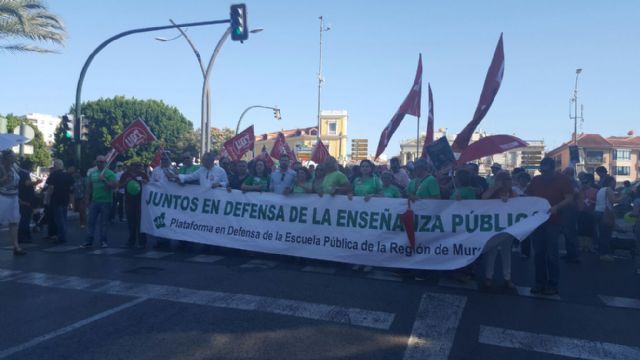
[1,217,639,359]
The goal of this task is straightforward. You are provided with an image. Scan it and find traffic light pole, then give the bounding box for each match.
[74,19,230,169]
[202,27,231,155]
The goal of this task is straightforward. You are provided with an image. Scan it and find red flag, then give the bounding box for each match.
[400,200,416,248]
[421,83,434,158]
[223,125,255,160]
[103,148,118,168]
[451,34,505,153]
[111,118,157,154]
[256,145,275,169]
[311,139,330,164]
[270,132,297,162]
[149,144,165,168]
[375,54,422,160]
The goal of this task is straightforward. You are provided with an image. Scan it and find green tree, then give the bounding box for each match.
[53,96,195,170]
[210,127,235,154]
[0,0,66,53]
[4,113,50,167]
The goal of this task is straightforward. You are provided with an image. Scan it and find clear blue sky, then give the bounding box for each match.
[1,0,639,156]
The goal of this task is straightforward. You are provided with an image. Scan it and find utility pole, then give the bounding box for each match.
[317,16,330,141]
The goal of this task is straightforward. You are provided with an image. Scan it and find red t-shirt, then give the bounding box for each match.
[526,172,573,223]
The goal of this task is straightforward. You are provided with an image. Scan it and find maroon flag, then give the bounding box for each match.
[270,132,297,162]
[451,33,505,153]
[223,125,255,161]
[421,83,434,158]
[375,54,422,160]
[311,139,330,164]
[149,144,165,169]
[111,118,157,154]
[256,145,275,169]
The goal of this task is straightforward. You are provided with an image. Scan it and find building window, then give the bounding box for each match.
[585,150,603,164]
[614,149,631,160]
[327,120,337,135]
[613,166,630,176]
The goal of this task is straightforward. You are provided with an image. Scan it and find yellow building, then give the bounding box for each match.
[253,110,348,163]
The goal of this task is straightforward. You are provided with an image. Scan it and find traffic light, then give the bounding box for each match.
[61,114,74,140]
[230,4,248,42]
[274,108,281,120]
[80,116,90,142]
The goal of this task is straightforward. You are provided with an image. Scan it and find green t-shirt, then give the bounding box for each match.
[381,184,402,198]
[292,182,311,194]
[322,171,350,194]
[406,175,440,199]
[352,176,382,196]
[89,169,116,203]
[450,186,477,200]
[243,175,270,191]
[178,164,200,175]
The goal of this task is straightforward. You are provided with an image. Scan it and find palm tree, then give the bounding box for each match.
[0,0,66,53]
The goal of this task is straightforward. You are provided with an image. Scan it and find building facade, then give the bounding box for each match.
[547,133,640,183]
[25,113,60,146]
[253,110,348,163]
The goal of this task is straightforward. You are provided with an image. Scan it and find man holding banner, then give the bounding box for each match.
[177,151,228,189]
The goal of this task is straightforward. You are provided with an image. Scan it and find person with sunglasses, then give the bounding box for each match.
[269,154,295,195]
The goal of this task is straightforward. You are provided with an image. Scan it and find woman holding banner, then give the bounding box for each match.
[287,167,312,194]
[242,159,271,193]
[482,171,516,288]
[349,160,382,201]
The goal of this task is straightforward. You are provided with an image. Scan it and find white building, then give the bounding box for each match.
[25,113,60,146]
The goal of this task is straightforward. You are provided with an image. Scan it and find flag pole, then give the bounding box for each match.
[416,116,421,159]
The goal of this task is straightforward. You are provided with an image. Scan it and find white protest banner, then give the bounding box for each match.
[141,182,550,270]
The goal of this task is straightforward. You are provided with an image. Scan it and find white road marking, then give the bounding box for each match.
[186,254,224,263]
[0,269,22,281]
[438,277,478,291]
[43,245,79,253]
[403,293,467,360]
[301,265,337,274]
[135,250,173,259]
[599,295,640,310]
[515,286,562,301]
[479,325,640,360]
[366,270,403,282]
[90,248,127,255]
[2,268,395,330]
[0,297,147,359]
[240,259,279,269]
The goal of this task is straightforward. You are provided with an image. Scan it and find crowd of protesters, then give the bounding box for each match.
[2,147,640,296]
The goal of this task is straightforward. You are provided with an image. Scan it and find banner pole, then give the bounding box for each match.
[416,116,421,159]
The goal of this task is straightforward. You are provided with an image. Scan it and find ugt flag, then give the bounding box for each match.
[223,125,255,161]
[111,118,157,154]
[256,145,275,169]
[375,54,422,160]
[270,132,297,162]
[451,33,505,153]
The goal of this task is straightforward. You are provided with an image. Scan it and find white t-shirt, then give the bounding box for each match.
[595,187,611,212]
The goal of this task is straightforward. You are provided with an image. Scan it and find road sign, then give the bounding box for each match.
[351,139,368,161]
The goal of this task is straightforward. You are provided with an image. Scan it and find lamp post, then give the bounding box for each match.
[236,105,281,134]
[571,68,583,144]
[156,23,263,155]
[316,16,330,141]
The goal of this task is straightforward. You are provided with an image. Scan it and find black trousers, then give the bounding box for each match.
[125,201,145,246]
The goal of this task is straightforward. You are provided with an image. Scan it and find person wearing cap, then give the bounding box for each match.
[151,152,177,184]
[486,163,502,187]
[119,161,149,248]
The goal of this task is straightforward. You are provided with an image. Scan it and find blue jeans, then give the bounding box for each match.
[87,202,111,244]
[53,205,68,242]
[532,222,561,288]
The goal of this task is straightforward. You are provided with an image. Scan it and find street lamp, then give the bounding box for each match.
[316,16,330,141]
[571,68,583,144]
[236,105,281,135]
[156,24,264,155]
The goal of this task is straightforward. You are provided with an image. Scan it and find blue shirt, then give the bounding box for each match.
[269,168,296,194]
